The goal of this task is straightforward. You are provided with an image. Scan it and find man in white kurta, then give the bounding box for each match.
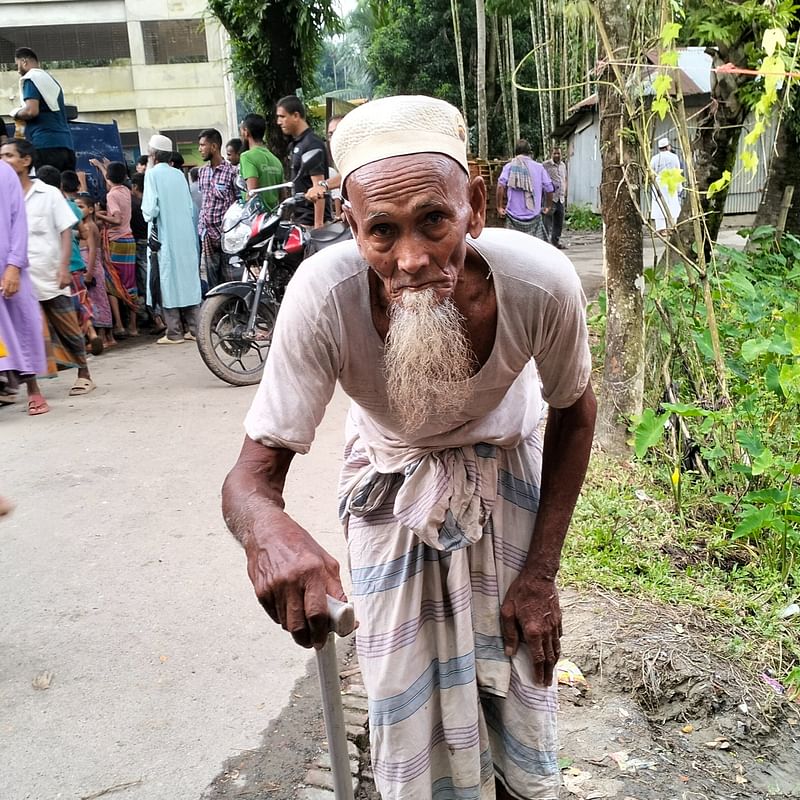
[141,134,201,342]
[650,137,683,232]
[222,96,596,800]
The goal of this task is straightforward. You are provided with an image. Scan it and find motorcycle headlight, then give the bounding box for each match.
[222,222,251,254]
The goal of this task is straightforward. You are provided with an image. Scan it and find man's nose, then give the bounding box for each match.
[394,234,430,276]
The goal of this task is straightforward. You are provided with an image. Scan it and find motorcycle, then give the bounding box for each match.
[196,150,351,386]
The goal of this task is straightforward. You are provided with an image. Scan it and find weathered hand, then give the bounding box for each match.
[500,571,562,686]
[1,265,20,297]
[244,514,347,649]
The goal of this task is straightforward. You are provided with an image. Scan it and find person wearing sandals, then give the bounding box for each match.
[0,139,95,412]
[0,159,47,409]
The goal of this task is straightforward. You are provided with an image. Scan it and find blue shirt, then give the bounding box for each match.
[22,79,74,151]
[66,198,85,273]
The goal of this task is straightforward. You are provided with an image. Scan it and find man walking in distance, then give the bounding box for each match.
[238,114,284,210]
[197,128,239,289]
[222,95,595,799]
[496,139,554,242]
[10,48,76,171]
[141,134,201,344]
[542,146,568,249]
[275,95,330,229]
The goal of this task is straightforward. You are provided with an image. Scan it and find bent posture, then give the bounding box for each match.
[223,95,596,800]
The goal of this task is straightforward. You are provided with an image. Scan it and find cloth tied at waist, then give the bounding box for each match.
[340,441,499,551]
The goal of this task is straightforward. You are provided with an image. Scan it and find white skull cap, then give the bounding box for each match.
[331,95,469,191]
[149,133,174,152]
[657,137,670,148]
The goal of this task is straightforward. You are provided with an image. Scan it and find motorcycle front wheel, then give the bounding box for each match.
[196,293,277,386]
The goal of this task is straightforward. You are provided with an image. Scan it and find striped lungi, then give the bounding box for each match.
[70,269,93,334]
[40,294,86,372]
[505,213,549,243]
[339,428,559,800]
[104,233,138,308]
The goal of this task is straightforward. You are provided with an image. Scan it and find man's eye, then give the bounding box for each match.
[426,212,445,225]
[371,224,393,237]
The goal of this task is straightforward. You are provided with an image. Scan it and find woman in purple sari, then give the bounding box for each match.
[0,158,47,409]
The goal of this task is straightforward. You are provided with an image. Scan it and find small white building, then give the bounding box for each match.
[0,0,238,163]
[553,47,776,216]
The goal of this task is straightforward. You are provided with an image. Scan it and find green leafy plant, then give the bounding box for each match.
[566,203,602,231]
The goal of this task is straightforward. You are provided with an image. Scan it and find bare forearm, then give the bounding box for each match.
[221,438,292,549]
[526,384,596,578]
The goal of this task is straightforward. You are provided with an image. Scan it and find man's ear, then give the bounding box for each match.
[467,175,486,239]
[342,205,359,241]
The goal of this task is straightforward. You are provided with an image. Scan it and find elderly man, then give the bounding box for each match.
[141,134,201,343]
[223,95,595,800]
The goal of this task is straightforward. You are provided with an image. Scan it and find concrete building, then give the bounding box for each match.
[0,0,238,164]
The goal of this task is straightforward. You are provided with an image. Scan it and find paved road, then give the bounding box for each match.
[1,339,351,800]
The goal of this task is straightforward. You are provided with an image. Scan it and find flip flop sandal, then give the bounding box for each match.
[0,392,18,406]
[68,378,96,397]
[89,337,104,356]
[27,394,50,415]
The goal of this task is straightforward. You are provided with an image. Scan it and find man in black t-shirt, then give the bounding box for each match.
[275,95,331,228]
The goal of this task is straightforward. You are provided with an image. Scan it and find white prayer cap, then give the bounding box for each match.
[331,95,469,190]
[149,133,174,152]
[657,137,670,148]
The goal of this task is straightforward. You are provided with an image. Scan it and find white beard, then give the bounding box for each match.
[384,288,475,433]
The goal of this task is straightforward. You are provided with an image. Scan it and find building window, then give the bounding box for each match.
[0,24,131,70]
[141,20,208,65]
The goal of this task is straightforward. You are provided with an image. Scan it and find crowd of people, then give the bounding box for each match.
[0,44,336,417]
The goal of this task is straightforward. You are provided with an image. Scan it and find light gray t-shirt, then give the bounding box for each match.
[245,227,591,467]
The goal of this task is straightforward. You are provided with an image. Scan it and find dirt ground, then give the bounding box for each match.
[557,590,800,799]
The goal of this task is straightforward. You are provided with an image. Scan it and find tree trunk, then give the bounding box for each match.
[530,7,547,151]
[507,16,521,143]
[450,0,469,131]
[593,0,645,455]
[476,0,489,159]
[752,120,800,236]
[495,15,512,155]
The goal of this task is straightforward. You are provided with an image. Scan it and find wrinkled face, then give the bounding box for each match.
[0,142,30,175]
[344,153,485,306]
[226,144,240,165]
[276,107,301,137]
[551,148,561,163]
[198,137,217,162]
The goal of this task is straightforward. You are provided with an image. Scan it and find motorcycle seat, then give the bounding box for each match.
[309,222,351,243]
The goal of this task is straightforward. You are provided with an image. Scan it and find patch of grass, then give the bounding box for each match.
[564,453,800,683]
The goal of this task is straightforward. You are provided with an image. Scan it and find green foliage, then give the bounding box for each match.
[565,203,602,231]
[207,0,341,143]
[365,0,542,156]
[629,232,800,584]
[565,454,800,683]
